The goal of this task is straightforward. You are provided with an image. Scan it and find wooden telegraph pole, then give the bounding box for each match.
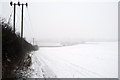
[10,1,28,48]
[18,2,28,49]
[10,1,16,33]
[19,2,28,39]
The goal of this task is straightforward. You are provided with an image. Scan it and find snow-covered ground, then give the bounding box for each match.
[30,42,118,78]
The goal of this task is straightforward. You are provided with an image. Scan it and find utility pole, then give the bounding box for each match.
[16,2,28,39]
[21,4,24,40]
[18,2,28,49]
[10,2,17,33]
[10,1,28,48]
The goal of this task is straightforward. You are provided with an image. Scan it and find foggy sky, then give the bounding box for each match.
[0,1,118,42]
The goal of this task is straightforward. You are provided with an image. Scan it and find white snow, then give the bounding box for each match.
[30,42,118,78]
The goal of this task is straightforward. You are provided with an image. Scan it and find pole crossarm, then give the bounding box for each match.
[10,1,28,7]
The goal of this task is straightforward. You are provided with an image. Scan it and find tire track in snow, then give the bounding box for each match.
[40,53,87,77]
[34,55,46,78]
[35,54,57,78]
[39,52,104,78]
[53,55,104,77]
[67,61,104,77]
[39,53,88,78]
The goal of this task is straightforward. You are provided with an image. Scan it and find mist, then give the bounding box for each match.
[1,2,118,43]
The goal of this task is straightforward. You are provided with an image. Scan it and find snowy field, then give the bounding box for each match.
[30,42,118,78]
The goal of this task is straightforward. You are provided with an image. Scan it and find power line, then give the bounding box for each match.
[19,7,35,43]
[8,8,13,25]
[15,11,21,33]
[27,8,38,44]
[26,8,36,37]
[19,6,36,45]
[18,7,29,37]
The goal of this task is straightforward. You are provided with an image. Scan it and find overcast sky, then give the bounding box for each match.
[0,0,118,42]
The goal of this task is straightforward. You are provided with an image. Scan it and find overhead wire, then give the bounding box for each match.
[8,8,14,25]
[18,7,30,37]
[15,7,21,33]
[19,6,36,44]
[26,8,36,38]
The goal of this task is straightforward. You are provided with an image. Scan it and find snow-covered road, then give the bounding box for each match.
[31,42,118,78]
